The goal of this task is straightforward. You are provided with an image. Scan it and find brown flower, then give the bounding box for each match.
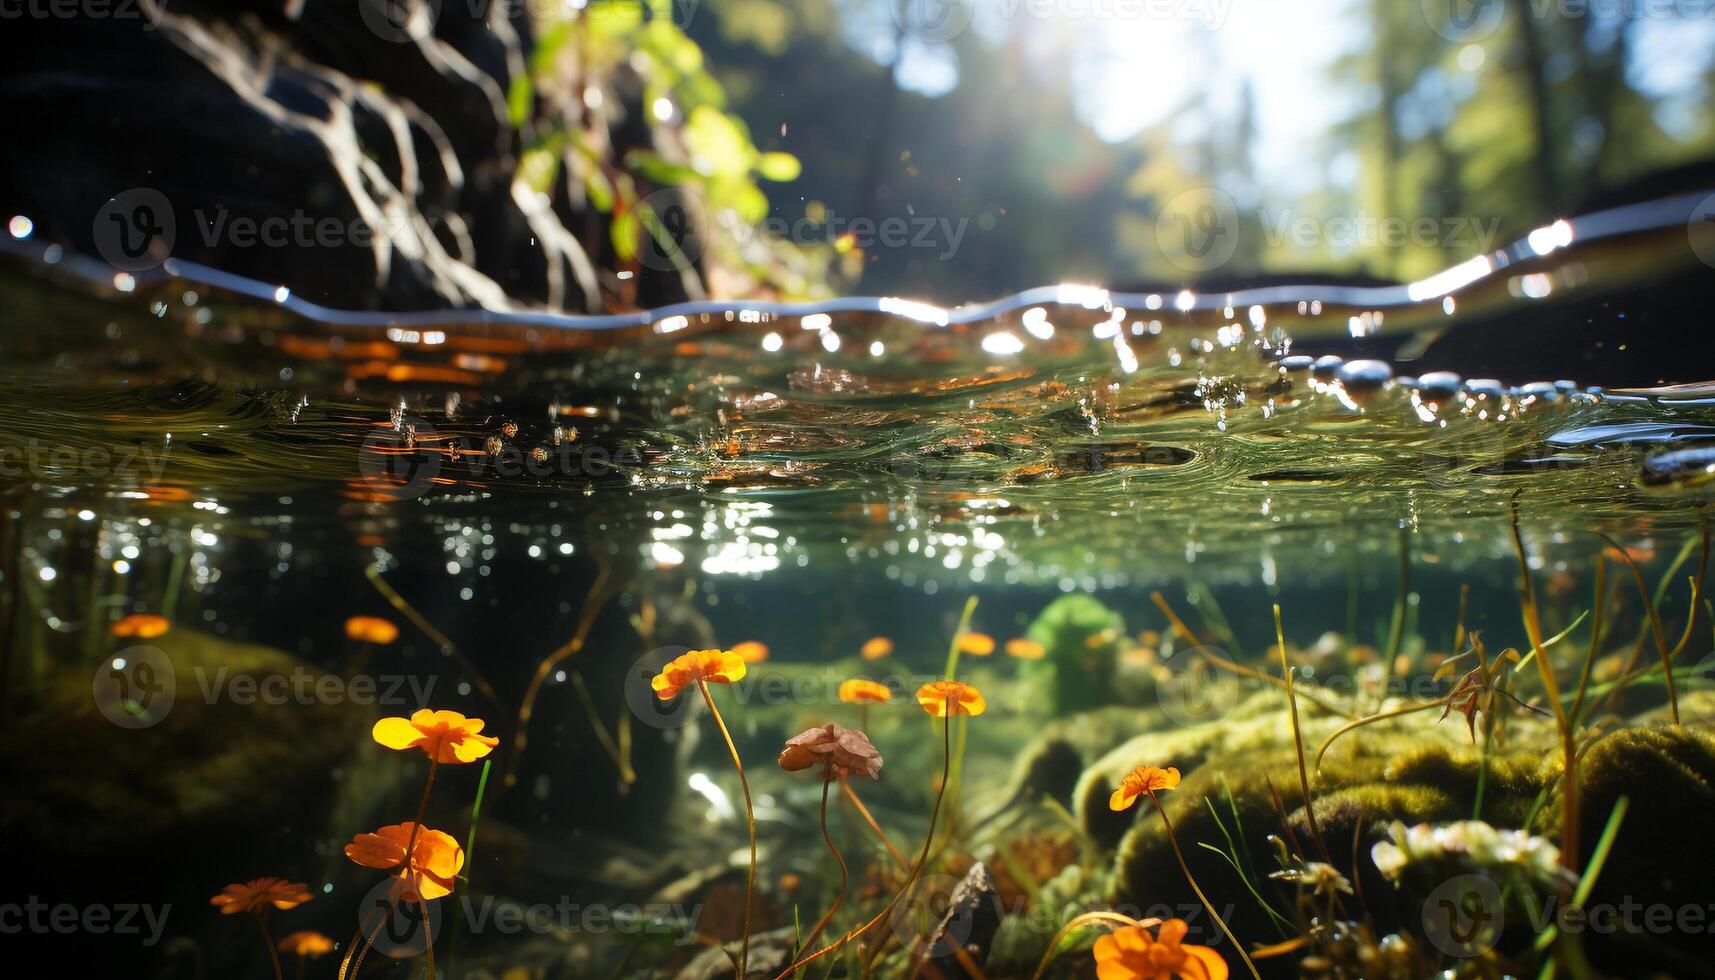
[778,723,883,780]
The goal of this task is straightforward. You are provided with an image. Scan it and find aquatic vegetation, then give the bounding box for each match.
[210,877,312,980]
[110,613,169,638]
[278,929,335,961]
[652,648,756,977]
[778,724,882,960]
[345,822,467,899]
[779,722,884,781]
[342,616,398,644]
[1021,594,1126,715]
[956,631,996,656]
[733,640,770,664]
[1092,918,1229,980]
[372,709,500,764]
[1370,819,1567,888]
[916,678,987,717]
[860,636,894,660]
[778,680,988,978]
[1005,637,1046,660]
[1110,765,1260,980]
[340,709,497,980]
[837,678,892,704]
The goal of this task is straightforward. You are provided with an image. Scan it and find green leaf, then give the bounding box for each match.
[757,152,801,182]
[506,73,533,130]
[611,208,639,261]
[685,105,753,177]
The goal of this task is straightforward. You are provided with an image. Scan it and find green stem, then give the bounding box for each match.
[700,679,755,979]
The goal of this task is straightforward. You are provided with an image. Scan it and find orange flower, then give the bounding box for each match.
[278,931,335,957]
[651,648,747,700]
[1005,637,1046,660]
[838,679,893,704]
[209,877,313,915]
[956,632,995,656]
[111,613,170,638]
[916,680,986,718]
[345,615,399,644]
[372,709,499,764]
[1093,919,1228,980]
[732,641,769,665]
[860,636,894,660]
[1109,765,1182,812]
[344,823,465,900]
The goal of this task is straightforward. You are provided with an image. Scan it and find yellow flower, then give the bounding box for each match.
[111,613,170,639]
[916,680,986,718]
[209,877,312,915]
[860,636,894,660]
[838,679,893,704]
[1093,919,1228,980]
[956,632,995,656]
[345,616,399,644]
[732,641,769,665]
[278,931,335,957]
[651,648,747,700]
[1005,637,1046,660]
[1109,765,1181,812]
[372,709,499,764]
[344,823,465,900]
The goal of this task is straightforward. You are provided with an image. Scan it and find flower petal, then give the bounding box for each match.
[372,717,424,751]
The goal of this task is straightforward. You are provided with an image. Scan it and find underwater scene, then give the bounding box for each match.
[8,3,1715,980]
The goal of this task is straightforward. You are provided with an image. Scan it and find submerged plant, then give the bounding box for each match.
[733,640,770,665]
[956,631,996,656]
[210,877,312,980]
[860,636,894,660]
[110,612,170,638]
[652,648,756,977]
[1093,918,1229,980]
[777,680,986,978]
[278,931,335,979]
[838,677,892,729]
[779,724,883,958]
[1110,766,1261,980]
[343,615,398,645]
[340,709,497,980]
[1023,594,1126,714]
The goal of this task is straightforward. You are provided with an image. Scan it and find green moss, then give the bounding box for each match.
[1022,594,1126,716]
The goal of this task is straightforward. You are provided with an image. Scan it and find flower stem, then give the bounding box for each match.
[778,717,951,980]
[1149,791,1261,980]
[794,771,848,959]
[252,909,284,980]
[841,779,909,870]
[401,756,440,878]
[700,678,755,978]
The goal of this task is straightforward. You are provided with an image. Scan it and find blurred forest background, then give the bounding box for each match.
[667,0,1715,300]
